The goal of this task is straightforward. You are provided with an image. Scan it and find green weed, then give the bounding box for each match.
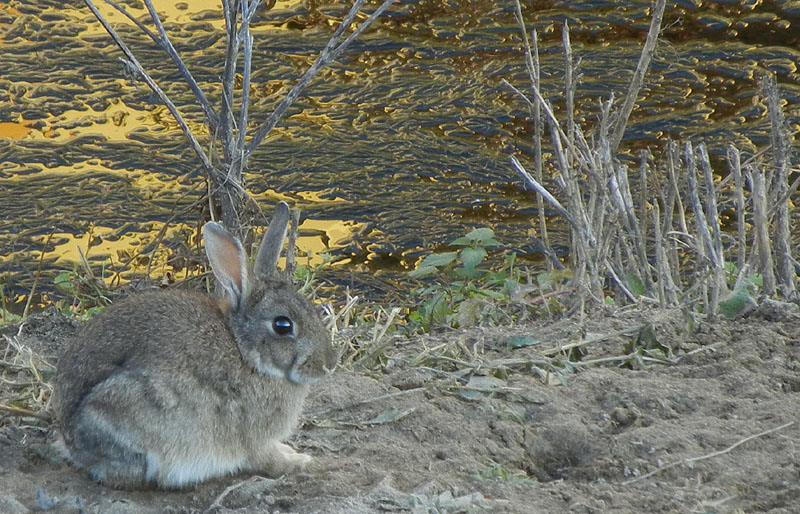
[53,264,111,319]
[408,228,571,332]
[408,228,518,331]
[717,262,762,319]
[474,463,530,483]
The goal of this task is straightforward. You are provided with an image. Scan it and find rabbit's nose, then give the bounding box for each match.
[287,347,330,384]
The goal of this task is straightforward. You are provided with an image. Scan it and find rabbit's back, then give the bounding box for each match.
[53,290,238,426]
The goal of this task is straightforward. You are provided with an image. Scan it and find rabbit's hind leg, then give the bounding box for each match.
[67,409,150,488]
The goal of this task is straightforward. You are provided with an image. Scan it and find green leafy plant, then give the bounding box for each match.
[409,227,502,280]
[53,265,111,319]
[718,262,762,319]
[474,463,530,483]
[408,228,523,331]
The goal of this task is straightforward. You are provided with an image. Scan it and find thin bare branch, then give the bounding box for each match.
[220,0,241,165]
[245,0,397,160]
[237,28,254,174]
[140,0,220,129]
[562,21,575,151]
[512,2,550,270]
[609,0,666,151]
[83,0,214,172]
[501,79,573,160]
[102,0,159,40]
[510,156,581,233]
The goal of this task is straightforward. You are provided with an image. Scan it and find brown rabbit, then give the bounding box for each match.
[51,202,338,489]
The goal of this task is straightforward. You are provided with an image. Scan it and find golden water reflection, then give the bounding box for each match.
[72,0,302,37]
[0,122,30,139]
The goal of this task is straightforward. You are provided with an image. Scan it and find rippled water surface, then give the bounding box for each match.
[2,0,799,309]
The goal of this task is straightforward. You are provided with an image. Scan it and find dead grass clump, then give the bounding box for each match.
[0,330,55,427]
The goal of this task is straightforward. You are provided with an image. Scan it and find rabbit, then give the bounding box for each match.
[51,201,338,489]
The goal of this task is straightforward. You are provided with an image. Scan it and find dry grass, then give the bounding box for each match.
[0,330,55,427]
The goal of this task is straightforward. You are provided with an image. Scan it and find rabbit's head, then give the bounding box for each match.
[203,202,337,384]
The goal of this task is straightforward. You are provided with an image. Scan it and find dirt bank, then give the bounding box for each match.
[1,305,799,513]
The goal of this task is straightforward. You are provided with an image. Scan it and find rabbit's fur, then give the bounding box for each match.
[52,202,337,489]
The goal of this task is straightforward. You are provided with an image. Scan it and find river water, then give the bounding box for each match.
[1,0,799,309]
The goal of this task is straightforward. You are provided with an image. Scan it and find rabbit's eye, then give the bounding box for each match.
[273,315,294,336]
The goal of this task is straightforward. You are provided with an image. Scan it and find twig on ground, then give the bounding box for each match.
[0,404,52,422]
[541,324,644,357]
[203,475,275,514]
[622,421,795,485]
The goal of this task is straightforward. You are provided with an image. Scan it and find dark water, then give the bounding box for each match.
[1,0,799,309]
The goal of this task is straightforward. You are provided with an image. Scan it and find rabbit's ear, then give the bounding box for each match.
[254,201,291,277]
[203,222,248,305]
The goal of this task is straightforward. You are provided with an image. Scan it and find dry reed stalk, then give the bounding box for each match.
[638,151,650,262]
[562,22,576,154]
[698,144,724,264]
[531,31,549,266]
[512,1,550,270]
[684,143,715,268]
[617,161,652,292]
[661,141,685,291]
[697,144,727,316]
[665,141,689,236]
[609,0,667,151]
[652,200,680,306]
[749,166,776,295]
[652,202,667,307]
[726,145,747,272]
[762,74,796,296]
[685,142,718,314]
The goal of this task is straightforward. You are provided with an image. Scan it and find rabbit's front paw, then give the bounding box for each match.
[276,442,312,471]
[250,442,312,477]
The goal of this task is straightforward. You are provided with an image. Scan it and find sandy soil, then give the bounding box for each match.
[1,303,799,513]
